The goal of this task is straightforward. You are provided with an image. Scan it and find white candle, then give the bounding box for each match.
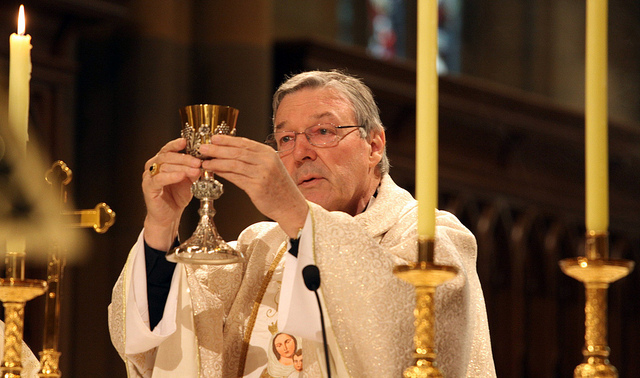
[416,0,438,244]
[8,4,32,155]
[6,5,31,275]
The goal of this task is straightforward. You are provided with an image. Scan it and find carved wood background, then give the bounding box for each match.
[274,40,640,377]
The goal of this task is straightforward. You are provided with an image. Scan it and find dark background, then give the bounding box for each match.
[1,1,639,376]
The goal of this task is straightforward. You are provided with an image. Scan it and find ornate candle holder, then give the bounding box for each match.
[559,231,634,378]
[37,160,116,378]
[0,278,47,378]
[393,237,458,377]
[166,104,244,265]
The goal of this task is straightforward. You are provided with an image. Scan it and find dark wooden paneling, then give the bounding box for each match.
[274,39,640,378]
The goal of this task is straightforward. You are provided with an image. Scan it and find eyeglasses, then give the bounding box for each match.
[265,123,364,153]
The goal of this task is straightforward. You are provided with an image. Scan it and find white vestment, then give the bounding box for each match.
[108,175,496,377]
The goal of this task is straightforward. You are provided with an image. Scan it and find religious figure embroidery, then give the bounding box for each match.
[260,322,303,378]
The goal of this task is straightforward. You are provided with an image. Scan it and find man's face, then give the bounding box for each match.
[274,87,384,215]
[274,333,295,359]
[293,354,303,371]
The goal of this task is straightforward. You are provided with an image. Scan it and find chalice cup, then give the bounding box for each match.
[166,104,244,265]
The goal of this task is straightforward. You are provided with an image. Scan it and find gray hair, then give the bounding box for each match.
[272,70,389,175]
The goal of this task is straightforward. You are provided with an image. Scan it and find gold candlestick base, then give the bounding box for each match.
[393,238,458,378]
[0,279,48,378]
[37,349,61,378]
[559,232,635,378]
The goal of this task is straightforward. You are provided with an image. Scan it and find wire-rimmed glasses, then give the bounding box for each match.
[265,123,363,153]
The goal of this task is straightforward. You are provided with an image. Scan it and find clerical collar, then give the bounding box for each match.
[364,187,379,212]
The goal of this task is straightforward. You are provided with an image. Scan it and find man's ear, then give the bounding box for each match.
[368,129,386,168]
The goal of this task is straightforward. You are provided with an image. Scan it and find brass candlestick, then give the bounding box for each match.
[393,237,458,377]
[38,160,116,377]
[0,278,47,378]
[559,231,634,378]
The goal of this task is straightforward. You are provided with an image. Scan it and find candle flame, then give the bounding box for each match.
[17,5,26,35]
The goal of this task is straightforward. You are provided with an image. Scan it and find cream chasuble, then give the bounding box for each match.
[108,175,496,377]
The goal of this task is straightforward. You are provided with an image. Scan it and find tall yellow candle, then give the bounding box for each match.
[416,0,438,241]
[8,4,32,155]
[585,0,608,233]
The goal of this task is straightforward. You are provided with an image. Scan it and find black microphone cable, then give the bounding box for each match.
[302,264,331,378]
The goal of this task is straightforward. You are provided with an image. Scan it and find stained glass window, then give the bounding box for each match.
[338,0,462,74]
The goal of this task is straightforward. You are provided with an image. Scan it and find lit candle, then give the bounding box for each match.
[416,0,438,242]
[8,4,32,155]
[6,4,31,277]
[585,0,608,233]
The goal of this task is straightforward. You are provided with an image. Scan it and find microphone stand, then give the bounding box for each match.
[302,265,331,378]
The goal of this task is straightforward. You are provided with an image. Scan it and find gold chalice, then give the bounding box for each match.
[166,104,244,264]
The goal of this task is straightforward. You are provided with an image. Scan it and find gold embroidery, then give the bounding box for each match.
[236,241,289,376]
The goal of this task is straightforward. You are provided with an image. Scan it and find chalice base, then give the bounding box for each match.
[167,219,244,265]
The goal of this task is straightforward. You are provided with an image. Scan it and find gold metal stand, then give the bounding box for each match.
[393,237,458,377]
[559,231,634,378]
[0,278,47,378]
[36,161,115,377]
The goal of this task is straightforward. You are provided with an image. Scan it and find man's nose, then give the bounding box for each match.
[291,133,317,161]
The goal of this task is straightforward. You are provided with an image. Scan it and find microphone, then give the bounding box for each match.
[302,264,321,291]
[302,265,331,378]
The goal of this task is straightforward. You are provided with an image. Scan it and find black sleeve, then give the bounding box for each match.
[145,240,178,330]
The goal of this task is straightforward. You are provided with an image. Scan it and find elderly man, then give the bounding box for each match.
[108,70,495,377]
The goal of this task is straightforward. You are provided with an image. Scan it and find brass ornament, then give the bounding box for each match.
[0,279,47,378]
[559,232,635,378]
[394,237,458,377]
[34,160,116,378]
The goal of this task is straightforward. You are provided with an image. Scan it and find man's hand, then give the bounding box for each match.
[142,138,203,250]
[200,135,308,238]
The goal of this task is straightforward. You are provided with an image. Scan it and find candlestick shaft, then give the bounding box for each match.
[411,286,440,369]
[38,349,61,378]
[418,236,435,263]
[573,284,618,378]
[4,252,25,280]
[584,284,608,355]
[400,286,443,378]
[42,250,64,351]
[586,231,608,260]
[1,302,25,377]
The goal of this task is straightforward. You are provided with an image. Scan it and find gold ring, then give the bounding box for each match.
[149,163,160,176]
